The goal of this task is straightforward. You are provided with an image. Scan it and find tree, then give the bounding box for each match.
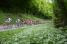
[53,0,67,28]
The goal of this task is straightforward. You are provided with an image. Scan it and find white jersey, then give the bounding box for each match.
[16,19,21,23]
[5,18,12,23]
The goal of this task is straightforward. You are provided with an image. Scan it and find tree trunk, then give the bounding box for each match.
[53,0,67,28]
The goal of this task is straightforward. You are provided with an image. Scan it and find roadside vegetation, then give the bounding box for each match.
[0,0,67,44]
[0,22,67,44]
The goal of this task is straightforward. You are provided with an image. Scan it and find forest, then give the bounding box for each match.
[0,0,67,44]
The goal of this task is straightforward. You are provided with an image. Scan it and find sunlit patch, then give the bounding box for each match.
[46,0,53,3]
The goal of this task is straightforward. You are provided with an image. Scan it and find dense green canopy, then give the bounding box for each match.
[0,0,53,18]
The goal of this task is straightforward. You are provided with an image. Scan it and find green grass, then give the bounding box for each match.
[0,21,67,44]
[0,28,24,44]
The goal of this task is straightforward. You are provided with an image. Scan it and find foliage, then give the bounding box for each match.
[0,22,67,44]
[53,0,67,28]
[0,0,53,19]
[0,12,40,24]
[31,0,53,16]
[0,28,24,44]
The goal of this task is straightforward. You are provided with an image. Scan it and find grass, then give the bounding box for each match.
[0,21,67,44]
[0,28,24,43]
